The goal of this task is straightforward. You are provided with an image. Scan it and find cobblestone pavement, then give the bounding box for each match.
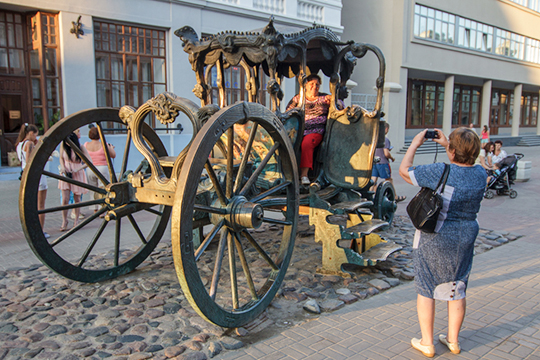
[1,145,539,359]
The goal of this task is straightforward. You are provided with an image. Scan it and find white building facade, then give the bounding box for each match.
[0,0,343,165]
[342,0,540,150]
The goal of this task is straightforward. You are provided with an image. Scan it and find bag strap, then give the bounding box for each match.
[435,163,451,194]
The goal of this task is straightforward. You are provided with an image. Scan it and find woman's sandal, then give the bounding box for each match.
[439,334,461,354]
[60,222,68,232]
[395,195,407,203]
[411,338,435,358]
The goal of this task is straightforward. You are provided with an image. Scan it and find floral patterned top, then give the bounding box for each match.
[287,94,337,136]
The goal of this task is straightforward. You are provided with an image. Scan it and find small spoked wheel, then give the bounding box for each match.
[20,108,171,283]
[509,189,518,199]
[484,190,495,199]
[171,102,299,328]
[373,180,396,224]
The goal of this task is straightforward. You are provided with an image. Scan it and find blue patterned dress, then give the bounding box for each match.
[408,163,487,300]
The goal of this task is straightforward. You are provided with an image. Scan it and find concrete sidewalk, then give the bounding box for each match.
[220,234,540,359]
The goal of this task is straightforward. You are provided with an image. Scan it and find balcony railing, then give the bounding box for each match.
[208,0,340,26]
[297,1,323,22]
[253,0,285,14]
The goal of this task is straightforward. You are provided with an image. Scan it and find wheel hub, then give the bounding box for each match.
[210,196,264,231]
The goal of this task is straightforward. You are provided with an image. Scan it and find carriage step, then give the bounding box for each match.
[158,156,177,167]
[329,200,373,215]
[359,241,402,262]
[342,219,388,239]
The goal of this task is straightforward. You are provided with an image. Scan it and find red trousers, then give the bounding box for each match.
[300,133,323,170]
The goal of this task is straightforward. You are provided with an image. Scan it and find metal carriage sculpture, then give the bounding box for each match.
[19,20,400,328]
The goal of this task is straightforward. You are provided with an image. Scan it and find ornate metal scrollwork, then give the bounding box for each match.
[147,92,180,124]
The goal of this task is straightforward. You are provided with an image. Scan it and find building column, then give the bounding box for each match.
[512,84,522,137]
[442,75,454,136]
[481,80,492,130]
[537,89,540,136]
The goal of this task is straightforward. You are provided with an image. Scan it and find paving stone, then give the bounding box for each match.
[163,345,186,358]
[303,299,321,314]
[219,336,244,350]
[320,299,345,312]
[368,279,391,290]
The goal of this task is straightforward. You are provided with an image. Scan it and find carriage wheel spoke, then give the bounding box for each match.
[239,141,280,197]
[241,230,279,271]
[77,220,108,267]
[50,208,107,247]
[120,131,132,179]
[193,204,227,215]
[127,214,147,245]
[38,199,105,215]
[250,181,291,203]
[227,230,239,309]
[195,220,224,261]
[262,217,292,226]
[66,137,110,186]
[96,121,118,183]
[233,232,258,301]
[144,206,163,216]
[205,160,228,205]
[233,122,258,194]
[226,127,234,198]
[114,219,121,267]
[43,171,107,195]
[209,228,228,300]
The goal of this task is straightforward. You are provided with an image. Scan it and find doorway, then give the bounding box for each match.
[0,77,28,164]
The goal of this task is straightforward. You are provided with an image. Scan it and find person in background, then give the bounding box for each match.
[475,142,493,171]
[370,121,406,202]
[480,125,489,146]
[84,126,116,214]
[16,124,49,239]
[58,132,89,230]
[286,74,343,185]
[399,127,486,357]
[491,140,507,168]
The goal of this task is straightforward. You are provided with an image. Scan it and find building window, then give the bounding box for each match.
[521,93,538,126]
[413,3,539,64]
[508,0,540,12]
[94,20,166,127]
[209,65,269,106]
[413,4,455,44]
[452,85,481,126]
[407,80,444,128]
[495,29,525,60]
[457,18,493,52]
[490,89,513,130]
[28,12,62,133]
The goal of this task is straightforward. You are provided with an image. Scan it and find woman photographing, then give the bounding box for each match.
[399,128,486,357]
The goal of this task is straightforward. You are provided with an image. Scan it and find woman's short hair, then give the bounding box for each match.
[88,127,100,140]
[448,127,481,165]
[306,74,321,84]
[494,140,503,145]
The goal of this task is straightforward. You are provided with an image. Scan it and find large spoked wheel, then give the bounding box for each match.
[373,180,396,224]
[171,102,299,328]
[20,108,171,283]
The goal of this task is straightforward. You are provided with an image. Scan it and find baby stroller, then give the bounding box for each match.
[484,153,524,199]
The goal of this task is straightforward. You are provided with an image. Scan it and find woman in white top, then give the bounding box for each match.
[16,124,49,238]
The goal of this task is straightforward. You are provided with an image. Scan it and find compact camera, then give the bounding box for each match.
[424,130,439,139]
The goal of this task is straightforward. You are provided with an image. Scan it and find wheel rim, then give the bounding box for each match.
[172,102,299,328]
[509,190,517,199]
[19,108,171,283]
[374,181,396,224]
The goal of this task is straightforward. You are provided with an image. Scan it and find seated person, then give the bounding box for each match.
[491,140,507,175]
[475,142,494,171]
[491,140,507,166]
[286,74,343,185]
